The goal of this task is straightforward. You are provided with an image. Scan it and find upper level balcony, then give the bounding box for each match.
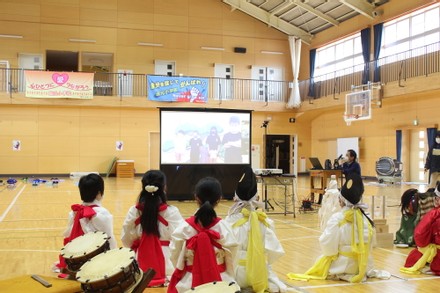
[1,41,439,112]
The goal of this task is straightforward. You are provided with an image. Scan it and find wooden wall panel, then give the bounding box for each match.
[0,1,40,22]
[38,136,79,156]
[117,11,155,30]
[117,0,154,13]
[38,156,79,173]
[153,0,189,16]
[116,29,154,46]
[40,4,80,25]
[79,0,117,10]
[79,8,118,28]
[153,14,188,33]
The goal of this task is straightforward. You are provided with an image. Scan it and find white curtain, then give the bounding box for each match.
[287,36,302,108]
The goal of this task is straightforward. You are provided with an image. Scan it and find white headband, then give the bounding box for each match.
[435,188,440,198]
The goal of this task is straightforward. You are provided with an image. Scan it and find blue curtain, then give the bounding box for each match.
[427,127,438,183]
[373,23,384,82]
[308,49,316,97]
[396,130,402,162]
[427,128,437,149]
[361,28,371,84]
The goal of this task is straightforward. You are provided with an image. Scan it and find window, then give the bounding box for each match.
[314,33,363,81]
[380,3,440,64]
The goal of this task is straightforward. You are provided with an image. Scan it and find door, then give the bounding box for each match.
[154,60,175,76]
[214,64,233,100]
[0,60,9,92]
[409,129,427,183]
[251,66,283,102]
[117,69,133,97]
[18,53,43,92]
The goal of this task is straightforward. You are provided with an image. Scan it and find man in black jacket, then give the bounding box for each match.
[425,131,440,188]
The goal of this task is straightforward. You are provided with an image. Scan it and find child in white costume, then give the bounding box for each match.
[168,177,238,293]
[318,175,342,231]
[288,174,390,283]
[225,167,287,293]
[121,170,183,286]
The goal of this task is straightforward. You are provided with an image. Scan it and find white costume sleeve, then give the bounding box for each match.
[121,205,141,248]
[216,220,239,277]
[81,206,117,249]
[62,211,75,238]
[319,213,341,256]
[160,205,184,241]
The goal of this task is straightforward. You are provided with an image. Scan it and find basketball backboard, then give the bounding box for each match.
[344,90,372,125]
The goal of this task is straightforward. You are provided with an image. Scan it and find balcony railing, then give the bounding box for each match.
[0,69,290,103]
[1,41,439,104]
[300,41,440,102]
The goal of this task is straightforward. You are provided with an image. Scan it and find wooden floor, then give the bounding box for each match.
[0,175,438,292]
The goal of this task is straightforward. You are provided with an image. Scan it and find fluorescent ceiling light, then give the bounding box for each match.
[201,46,225,51]
[69,38,96,43]
[137,42,163,47]
[0,34,23,39]
[261,50,284,55]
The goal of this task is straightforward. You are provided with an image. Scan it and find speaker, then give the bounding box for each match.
[234,47,247,54]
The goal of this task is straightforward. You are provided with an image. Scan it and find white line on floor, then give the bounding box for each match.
[0,185,26,222]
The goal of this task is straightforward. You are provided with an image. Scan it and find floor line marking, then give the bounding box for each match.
[0,185,26,223]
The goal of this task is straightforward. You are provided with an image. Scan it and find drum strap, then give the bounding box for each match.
[186,216,223,288]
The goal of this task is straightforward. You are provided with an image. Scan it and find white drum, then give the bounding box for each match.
[184,281,241,293]
[61,231,110,272]
[76,247,142,293]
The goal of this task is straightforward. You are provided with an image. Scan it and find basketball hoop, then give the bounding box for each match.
[343,114,359,126]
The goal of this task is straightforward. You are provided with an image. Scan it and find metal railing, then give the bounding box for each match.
[301,41,440,102]
[2,40,439,104]
[0,69,290,103]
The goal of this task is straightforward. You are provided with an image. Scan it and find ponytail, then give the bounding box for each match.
[195,201,217,228]
[194,177,222,227]
[137,170,167,237]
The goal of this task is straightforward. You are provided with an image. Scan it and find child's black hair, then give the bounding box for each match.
[400,188,418,215]
[78,173,104,202]
[138,170,167,237]
[194,177,222,228]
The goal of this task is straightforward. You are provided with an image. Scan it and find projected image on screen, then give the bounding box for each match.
[161,110,251,164]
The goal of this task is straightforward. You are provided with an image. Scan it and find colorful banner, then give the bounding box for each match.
[25,71,94,99]
[147,75,208,103]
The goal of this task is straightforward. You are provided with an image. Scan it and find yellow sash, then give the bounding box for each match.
[287,209,373,283]
[234,209,269,293]
[400,244,440,274]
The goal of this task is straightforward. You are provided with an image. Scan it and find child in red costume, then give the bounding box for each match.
[121,170,183,287]
[402,183,440,275]
[167,177,238,293]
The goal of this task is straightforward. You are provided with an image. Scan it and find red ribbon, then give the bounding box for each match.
[185,216,223,288]
[67,204,97,242]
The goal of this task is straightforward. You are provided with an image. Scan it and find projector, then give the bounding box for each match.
[253,168,283,176]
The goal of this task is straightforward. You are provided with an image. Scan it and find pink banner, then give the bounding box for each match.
[25,71,94,99]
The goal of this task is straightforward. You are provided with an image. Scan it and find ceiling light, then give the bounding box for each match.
[137,42,163,47]
[0,34,23,39]
[261,50,283,55]
[69,38,96,43]
[201,46,225,51]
